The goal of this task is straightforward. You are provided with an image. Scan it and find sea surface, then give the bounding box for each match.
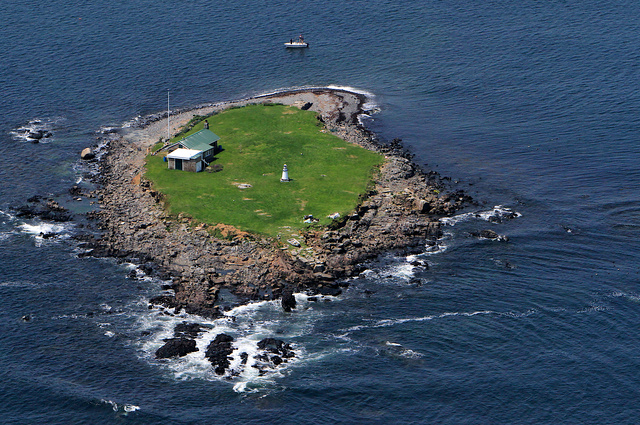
[1,1,639,423]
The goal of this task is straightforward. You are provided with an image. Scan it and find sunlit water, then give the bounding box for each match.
[1,1,639,423]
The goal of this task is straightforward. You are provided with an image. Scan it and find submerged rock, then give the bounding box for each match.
[470,229,509,242]
[14,197,72,222]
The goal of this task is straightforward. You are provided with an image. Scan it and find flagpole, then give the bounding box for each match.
[167,89,170,142]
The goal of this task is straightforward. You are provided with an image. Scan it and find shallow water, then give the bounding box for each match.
[1,1,640,423]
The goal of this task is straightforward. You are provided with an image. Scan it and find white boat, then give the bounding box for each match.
[285,35,309,48]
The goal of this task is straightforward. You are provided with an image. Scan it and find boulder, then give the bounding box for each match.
[281,287,296,312]
[81,147,95,160]
[205,334,234,375]
[155,337,198,359]
[27,130,44,140]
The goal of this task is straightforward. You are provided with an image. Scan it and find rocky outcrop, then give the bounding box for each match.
[15,196,72,222]
[257,338,295,359]
[155,337,198,359]
[205,334,234,375]
[173,322,209,338]
[281,288,296,312]
[254,338,296,371]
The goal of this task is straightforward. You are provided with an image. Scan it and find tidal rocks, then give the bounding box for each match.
[256,338,295,362]
[470,229,509,242]
[14,197,72,222]
[183,304,223,320]
[155,337,198,359]
[149,295,181,310]
[69,185,83,196]
[281,287,296,312]
[25,129,52,142]
[252,338,296,374]
[205,334,235,375]
[173,322,208,338]
[316,286,342,296]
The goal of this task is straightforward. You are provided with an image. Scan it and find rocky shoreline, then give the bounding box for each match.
[83,88,473,318]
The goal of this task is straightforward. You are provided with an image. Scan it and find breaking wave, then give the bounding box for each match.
[18,220,75,246]
[440,205,521,226]
[10,117,62,143]
[133,292,337,393]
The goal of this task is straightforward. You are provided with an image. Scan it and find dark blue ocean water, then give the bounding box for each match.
[1,1,639,423]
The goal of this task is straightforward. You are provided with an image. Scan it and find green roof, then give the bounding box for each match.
[178,129,220,151]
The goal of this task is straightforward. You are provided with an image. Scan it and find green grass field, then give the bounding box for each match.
[145,103,383,238]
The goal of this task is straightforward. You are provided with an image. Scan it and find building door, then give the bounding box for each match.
[175,159,182,170]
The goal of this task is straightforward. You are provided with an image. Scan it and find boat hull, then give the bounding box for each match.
[284,42,309,48]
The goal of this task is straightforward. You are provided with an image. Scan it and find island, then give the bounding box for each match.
[86,88,472,319]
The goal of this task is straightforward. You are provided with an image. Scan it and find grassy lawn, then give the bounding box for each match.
[145,103,383,238]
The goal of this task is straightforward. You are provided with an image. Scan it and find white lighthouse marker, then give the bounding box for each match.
[280,164,290,182]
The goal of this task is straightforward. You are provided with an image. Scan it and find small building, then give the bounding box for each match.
[164,128,220,172]
[166,148,206,172]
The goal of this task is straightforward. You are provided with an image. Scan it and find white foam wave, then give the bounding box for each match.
[10,117,63,143]
[19,222,67,235]
[440,205,521,226]
[0,280,39,289]
[0,209,16,220]
[100,399,140,414]
[384,341,424,359]
[18,221,74,246]
[577,304,608,314]
[134,294,327,392]
[255,85,379,113]
[389,262,417,280]
[340,310,496,333]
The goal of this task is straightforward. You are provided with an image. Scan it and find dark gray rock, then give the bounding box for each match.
[281,287,296,312]
[470,229,509,242]
[257,338,295,359]
[173,322,208,338]
[205,333,234,375]
[155,337,198,359]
